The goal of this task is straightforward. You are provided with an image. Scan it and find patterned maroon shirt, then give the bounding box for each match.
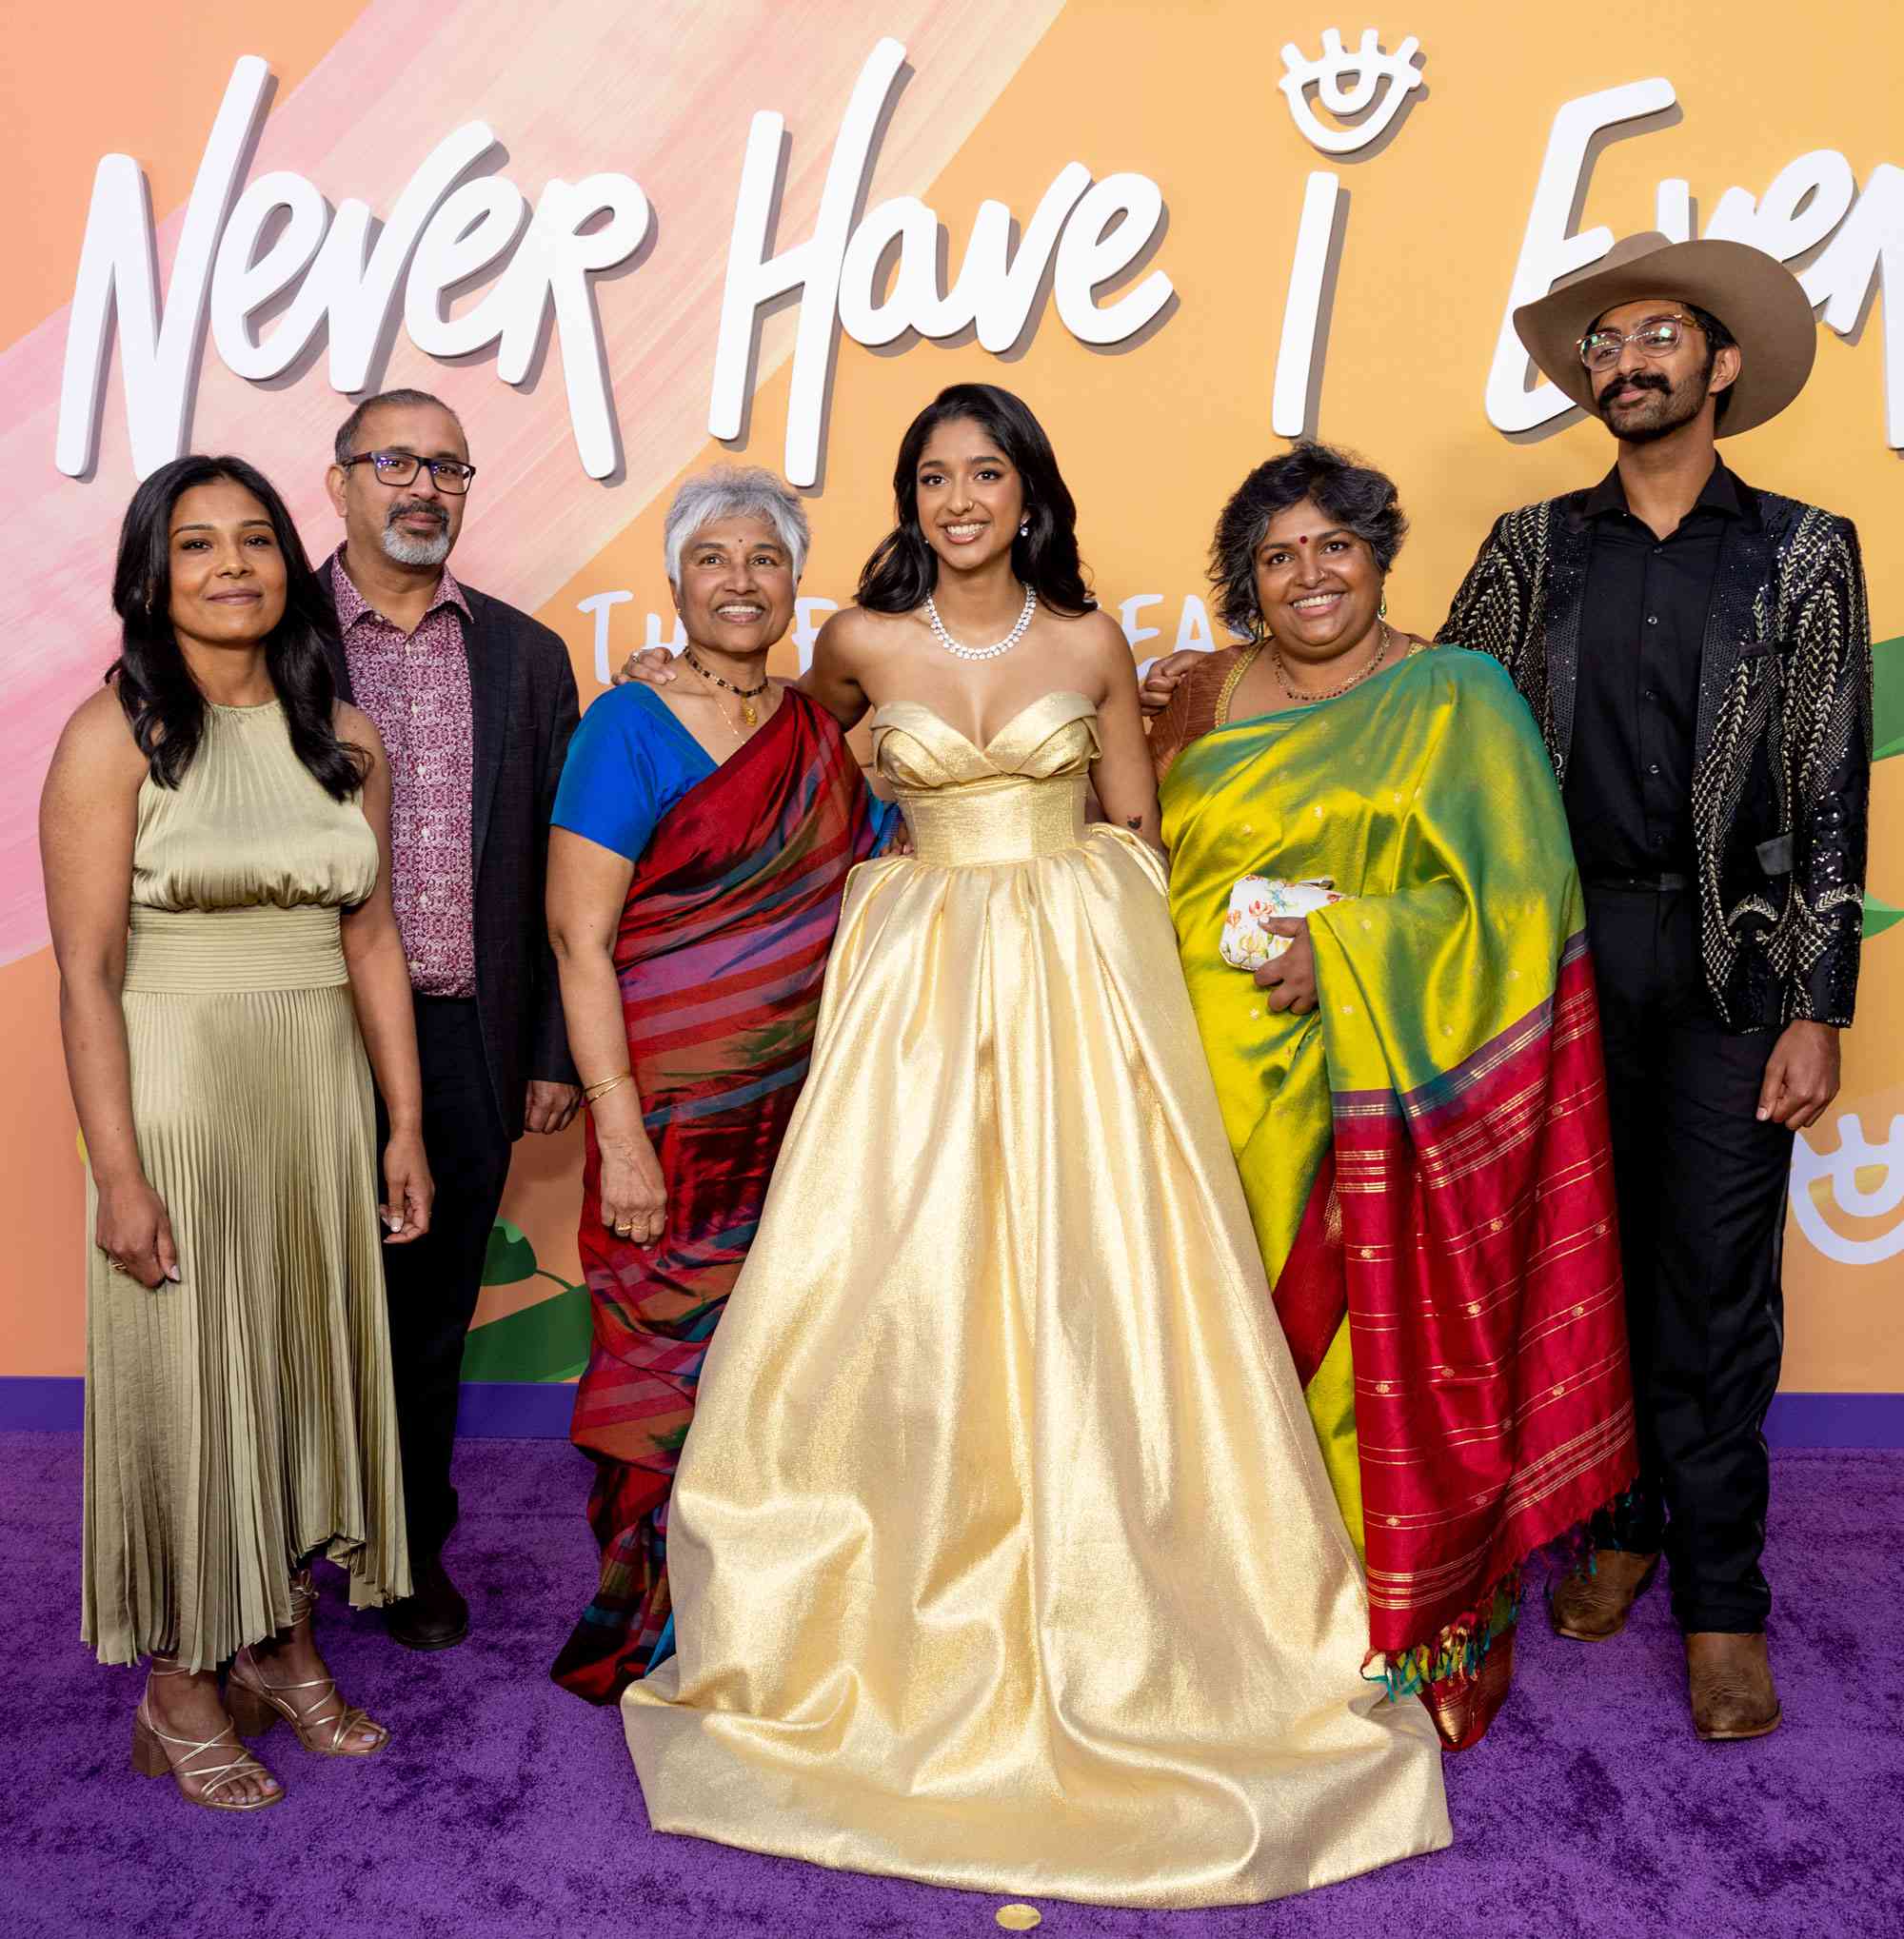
[329,550,477,997]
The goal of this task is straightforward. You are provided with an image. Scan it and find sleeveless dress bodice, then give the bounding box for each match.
[870,690,1099,866]
[124,700,379,993]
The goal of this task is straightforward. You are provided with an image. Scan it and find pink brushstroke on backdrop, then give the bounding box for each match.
[0,0,1061,962]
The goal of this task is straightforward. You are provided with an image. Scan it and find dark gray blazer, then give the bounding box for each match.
[327,584,580,1138]
[1439,478,1872,1032]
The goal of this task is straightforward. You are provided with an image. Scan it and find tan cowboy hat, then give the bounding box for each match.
[1513,233,1816,436]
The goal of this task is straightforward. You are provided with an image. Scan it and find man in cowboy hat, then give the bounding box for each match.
[1437,235,1872,1740]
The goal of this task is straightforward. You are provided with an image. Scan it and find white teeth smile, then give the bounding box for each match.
[716,605,764,619]
[943,524,985,539]
[1293,593,1342,610]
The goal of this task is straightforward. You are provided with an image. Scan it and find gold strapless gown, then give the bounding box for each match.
[621,693,1449,1908]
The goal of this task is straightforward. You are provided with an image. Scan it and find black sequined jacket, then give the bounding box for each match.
[1438,478,1872,1031]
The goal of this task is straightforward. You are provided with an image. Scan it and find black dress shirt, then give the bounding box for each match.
[1562,459,1740,880]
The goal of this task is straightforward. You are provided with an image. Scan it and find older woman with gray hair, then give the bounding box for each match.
[545,466,895,1703]
[1146,443,1636,1753]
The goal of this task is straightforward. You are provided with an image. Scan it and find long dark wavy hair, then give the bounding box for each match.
[109,454,367,799]
[856,384,1094,617]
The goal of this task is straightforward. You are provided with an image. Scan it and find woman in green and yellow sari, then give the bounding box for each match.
[1148,444,1637,1751]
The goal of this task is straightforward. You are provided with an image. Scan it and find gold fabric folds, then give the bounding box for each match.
[621,693,1448,1909]
[83,702,408,1670]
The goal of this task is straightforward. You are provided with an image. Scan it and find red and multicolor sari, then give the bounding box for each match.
[551,693,887,1705]
[1158,644,1636,1747]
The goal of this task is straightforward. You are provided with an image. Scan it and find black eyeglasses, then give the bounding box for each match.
[340,450,477,493]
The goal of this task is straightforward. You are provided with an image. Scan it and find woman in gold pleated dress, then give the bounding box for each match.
[617,386,1449,1907]
[42,456,430,1812]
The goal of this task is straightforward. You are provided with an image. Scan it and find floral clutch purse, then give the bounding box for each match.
[1220,877,1346,971]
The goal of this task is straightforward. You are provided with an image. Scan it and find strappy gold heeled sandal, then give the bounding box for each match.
[227,1572,390,1758]
[131,1660,286,1811]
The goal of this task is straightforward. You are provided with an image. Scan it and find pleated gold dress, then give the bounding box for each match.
[82,699,408,1670]
[621,692,1450,1908]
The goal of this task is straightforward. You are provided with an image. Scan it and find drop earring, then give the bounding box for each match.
[1378,593,1388,619]
[1019,517,1030,537]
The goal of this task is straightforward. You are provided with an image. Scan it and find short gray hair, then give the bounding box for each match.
[663,466,809,586]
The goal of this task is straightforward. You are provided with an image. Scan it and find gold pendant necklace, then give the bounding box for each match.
[1271,621,1392,703]
[684,647,770,728]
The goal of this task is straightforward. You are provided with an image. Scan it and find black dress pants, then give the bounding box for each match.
[1585,884,1793,1633]
[379,997,512,1568]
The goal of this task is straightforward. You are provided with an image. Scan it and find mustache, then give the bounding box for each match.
[1600,372,1671,404]
[385,498,448,526]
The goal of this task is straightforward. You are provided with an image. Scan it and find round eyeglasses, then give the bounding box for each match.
[340,450,477,493]
[1577,314,1701,373]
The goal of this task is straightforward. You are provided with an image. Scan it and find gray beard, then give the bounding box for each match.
[379,521,452,567]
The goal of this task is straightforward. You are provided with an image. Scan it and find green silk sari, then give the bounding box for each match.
[1161,646,1636,1695]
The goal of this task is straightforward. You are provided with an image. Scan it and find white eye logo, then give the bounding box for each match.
[1789,1113,1904,1267]
[1279,28,1426,155]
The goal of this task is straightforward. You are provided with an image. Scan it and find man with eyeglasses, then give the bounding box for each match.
[323,386,582,1651]
[1437,236,1872,1740]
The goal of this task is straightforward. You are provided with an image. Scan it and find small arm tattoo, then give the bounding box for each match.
[1124,815,1143,830]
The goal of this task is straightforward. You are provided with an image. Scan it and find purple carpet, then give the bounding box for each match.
[4,1434,1897,1939]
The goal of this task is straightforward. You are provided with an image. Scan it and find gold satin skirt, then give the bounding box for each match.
[83,904,408,1669]
[621,781,1449,1908]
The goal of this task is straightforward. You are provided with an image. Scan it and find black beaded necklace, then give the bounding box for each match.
[684,646,770,727]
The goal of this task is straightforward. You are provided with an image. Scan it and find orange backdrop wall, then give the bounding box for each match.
[3,2,1898,1397]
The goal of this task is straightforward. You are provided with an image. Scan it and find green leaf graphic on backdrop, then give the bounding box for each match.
[460,1219,590,1383]
[1866,893,1903,941]
[481,1220,538,1286]
[1868,635,1902,940]
[1874,634,1904,763]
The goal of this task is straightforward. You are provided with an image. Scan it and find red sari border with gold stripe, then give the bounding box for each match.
[1277,934,1637,1680]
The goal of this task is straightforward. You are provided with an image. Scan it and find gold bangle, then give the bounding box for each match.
[583,1071,633,1104]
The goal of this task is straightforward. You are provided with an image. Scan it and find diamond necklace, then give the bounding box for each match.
[923,583,1038,662]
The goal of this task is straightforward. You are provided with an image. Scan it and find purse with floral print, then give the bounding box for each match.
[1220,876,1347,971]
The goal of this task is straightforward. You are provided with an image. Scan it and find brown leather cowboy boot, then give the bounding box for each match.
[1686,1632,1781,1740]
[1548,1549,1660,1640]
